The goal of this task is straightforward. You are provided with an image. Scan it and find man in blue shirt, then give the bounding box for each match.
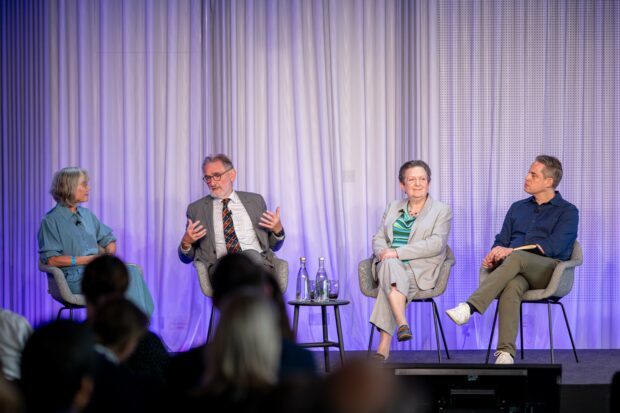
[446,155,579,364]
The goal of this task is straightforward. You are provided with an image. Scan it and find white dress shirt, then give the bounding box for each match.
[213,191,262,258]
[0,309,33,380]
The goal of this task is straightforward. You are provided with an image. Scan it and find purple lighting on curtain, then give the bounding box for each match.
[1,0,619,352]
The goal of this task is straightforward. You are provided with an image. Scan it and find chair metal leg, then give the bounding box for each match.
[520,301,524,360]
[292,305,300,340]
[485,303,500,364]
[431,301,442,362]
[432,299,451,359]
[547,302,555,364]
[69,306,74,320]
[334,305,345,366]
[56,307,64,320]
[206,306,215,342]
[321,306,330,372]
[367,323,375,358]
[558,302,579,362]
[433,302,441,363]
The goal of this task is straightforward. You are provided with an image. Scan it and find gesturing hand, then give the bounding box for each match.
[181,219,207,248]
[259,207,283,234]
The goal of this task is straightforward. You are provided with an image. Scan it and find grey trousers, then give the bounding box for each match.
[207,249,271,276]
[369,258,420,336]
[468,251,559,356]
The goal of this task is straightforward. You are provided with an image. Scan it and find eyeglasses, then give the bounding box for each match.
[203,167,233,183]
[405,177,427,184]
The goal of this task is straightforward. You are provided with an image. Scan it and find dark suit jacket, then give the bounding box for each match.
[178,191,284,269]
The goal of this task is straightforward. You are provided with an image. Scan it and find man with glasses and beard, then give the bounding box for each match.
[178,154,285,274]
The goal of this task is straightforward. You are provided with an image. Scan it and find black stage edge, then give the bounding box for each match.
[310,350,618,413]
[386,363,561,412]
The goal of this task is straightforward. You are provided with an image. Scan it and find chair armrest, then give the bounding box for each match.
[38,262,86,306]
[193,260,213,297]
[273,257,289,293]
[358,258,378,298]
[540,258,582,299]
[39,262,65,276]
[429,247,456,296]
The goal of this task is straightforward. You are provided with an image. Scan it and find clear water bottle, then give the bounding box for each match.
[295,257,310,301]
[315,257,329,302]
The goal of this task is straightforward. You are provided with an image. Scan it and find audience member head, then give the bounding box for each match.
[82,255,129,317]
[49,167,89,207]
[210,253,292,339]
[20,320,97,413]
[211,253,273,306]
[92,297,148,363]
[203,292,282,396]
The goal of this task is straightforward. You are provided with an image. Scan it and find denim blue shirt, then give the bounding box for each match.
[38,204,116,282]
[492,192,578,261]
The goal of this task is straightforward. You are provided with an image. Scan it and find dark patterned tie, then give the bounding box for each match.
[222,198,241,253]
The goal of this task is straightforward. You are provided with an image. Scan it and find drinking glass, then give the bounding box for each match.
[328,280,339,299]
[309,280,316,301]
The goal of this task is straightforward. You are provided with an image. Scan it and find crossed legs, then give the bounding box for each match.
[465,251,558,356]
[369,259,419,358]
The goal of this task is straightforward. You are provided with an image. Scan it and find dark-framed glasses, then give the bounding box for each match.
[203,167,233,183]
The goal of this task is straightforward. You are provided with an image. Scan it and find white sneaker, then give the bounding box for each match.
[494,351,514,365]
[446,302,471,325]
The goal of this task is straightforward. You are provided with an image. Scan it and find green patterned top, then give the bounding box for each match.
[392,206,416,262]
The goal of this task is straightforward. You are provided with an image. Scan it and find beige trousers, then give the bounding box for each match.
[369,258,420,336]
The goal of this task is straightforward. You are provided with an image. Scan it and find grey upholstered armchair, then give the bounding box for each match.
[39,262,86,320]
[194,257,289,341]
[358,245,455,362]
[482,241,583,364]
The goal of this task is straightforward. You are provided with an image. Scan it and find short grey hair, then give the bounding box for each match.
[50,167,89,206]
[535,155,563,188]
[202,154,234,170]
[398,160,432,183]
[204,292,281,393]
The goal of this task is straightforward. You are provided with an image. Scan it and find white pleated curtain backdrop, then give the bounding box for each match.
[1,0,618,351]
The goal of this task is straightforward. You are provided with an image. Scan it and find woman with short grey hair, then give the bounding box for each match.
[370,160,452,361]
[37,167,154,317]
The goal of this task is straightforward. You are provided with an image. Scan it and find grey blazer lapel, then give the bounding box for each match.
[408,196,434,241]
[238,192,260,227]
[203,196,216,251]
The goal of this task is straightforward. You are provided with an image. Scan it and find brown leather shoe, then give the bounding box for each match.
[397,324,412,342]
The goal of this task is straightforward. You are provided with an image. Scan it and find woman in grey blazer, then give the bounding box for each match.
[370,160,452,360]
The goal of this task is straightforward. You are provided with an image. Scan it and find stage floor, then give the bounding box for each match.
[321,349,620,385]
[314,349,619,413]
